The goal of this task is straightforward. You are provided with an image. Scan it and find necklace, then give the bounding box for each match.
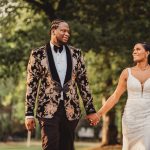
[136,64,150,71]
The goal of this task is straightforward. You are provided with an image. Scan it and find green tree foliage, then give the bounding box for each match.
[1,0,150,143]
[0,0,50,140]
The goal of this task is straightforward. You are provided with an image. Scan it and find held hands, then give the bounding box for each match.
[25,118,36,131]
[86,113,101,126]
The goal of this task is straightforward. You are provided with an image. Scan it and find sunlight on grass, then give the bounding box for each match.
[0,142,41,150]
[0,141,98,150]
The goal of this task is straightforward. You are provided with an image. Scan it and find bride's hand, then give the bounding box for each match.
[86,113,101,126]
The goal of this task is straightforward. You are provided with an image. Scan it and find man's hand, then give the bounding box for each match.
[86,113,101,126]
[25,118,36,131]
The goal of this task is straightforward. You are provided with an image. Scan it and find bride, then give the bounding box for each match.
[87,42,150,150]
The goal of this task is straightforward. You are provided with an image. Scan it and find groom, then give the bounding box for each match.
[25,19,99,150]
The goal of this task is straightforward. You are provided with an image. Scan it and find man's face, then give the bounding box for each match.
[53,22,70,44]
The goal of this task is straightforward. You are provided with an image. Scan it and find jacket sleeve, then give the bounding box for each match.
[76,50,96,115]
[25,50,41,117]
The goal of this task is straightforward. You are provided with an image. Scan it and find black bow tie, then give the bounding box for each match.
[53,45,63,53]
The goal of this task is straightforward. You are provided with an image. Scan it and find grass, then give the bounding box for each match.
[0,141,122,150]
[92,145,122,150]
[0,141,99,150]
[0,142,40,150]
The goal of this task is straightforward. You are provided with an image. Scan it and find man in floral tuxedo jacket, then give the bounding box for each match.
[25,19,98,150]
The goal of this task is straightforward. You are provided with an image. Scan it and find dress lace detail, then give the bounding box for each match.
[122,68,150,150]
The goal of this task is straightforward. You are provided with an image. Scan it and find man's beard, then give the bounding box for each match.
[57,39,68,46]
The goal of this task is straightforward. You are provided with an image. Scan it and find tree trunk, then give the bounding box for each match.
[101,97,118,146]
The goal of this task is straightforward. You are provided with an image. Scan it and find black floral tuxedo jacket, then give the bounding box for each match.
[25,43,96,120]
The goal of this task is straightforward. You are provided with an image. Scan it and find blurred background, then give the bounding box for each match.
[1,0,150,150]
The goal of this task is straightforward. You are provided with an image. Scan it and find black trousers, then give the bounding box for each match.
[38,101,79,150]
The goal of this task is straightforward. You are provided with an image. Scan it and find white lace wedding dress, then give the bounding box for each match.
[122,68,150,150]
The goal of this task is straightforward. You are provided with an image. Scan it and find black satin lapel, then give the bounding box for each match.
[64,45,72,84]
[46,43,61,84]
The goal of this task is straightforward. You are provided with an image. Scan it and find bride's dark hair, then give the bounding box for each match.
[138,42,150,65]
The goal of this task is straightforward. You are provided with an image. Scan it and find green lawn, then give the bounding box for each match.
[0,141,99,150]
[0,145,40,150]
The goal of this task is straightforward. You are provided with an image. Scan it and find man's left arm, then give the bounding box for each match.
[76,50,96,115]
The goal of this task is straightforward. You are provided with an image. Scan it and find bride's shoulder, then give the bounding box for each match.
[121,68,128,74]
[120,68,129,79]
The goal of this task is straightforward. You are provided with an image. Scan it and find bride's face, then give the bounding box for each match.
[132,43,149,63]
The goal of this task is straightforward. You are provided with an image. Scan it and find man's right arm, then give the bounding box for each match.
[25,49,41,130]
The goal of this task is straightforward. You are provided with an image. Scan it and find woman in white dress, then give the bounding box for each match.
[86,42,150,150]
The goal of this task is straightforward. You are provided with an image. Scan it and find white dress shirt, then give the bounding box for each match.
[50,42,67,100]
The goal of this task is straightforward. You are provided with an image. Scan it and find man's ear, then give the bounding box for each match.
[51,29,55,35]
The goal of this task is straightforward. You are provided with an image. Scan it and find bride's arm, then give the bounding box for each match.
[97,68,128,117]
[86,68,128,125]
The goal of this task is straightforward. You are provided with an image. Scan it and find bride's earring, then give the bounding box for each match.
[146,52,150,58]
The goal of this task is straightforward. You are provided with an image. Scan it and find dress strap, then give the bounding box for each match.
[127,68,131,76]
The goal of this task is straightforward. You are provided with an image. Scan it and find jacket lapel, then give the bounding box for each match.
[64,45,72,85]
[46,43,61,85]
